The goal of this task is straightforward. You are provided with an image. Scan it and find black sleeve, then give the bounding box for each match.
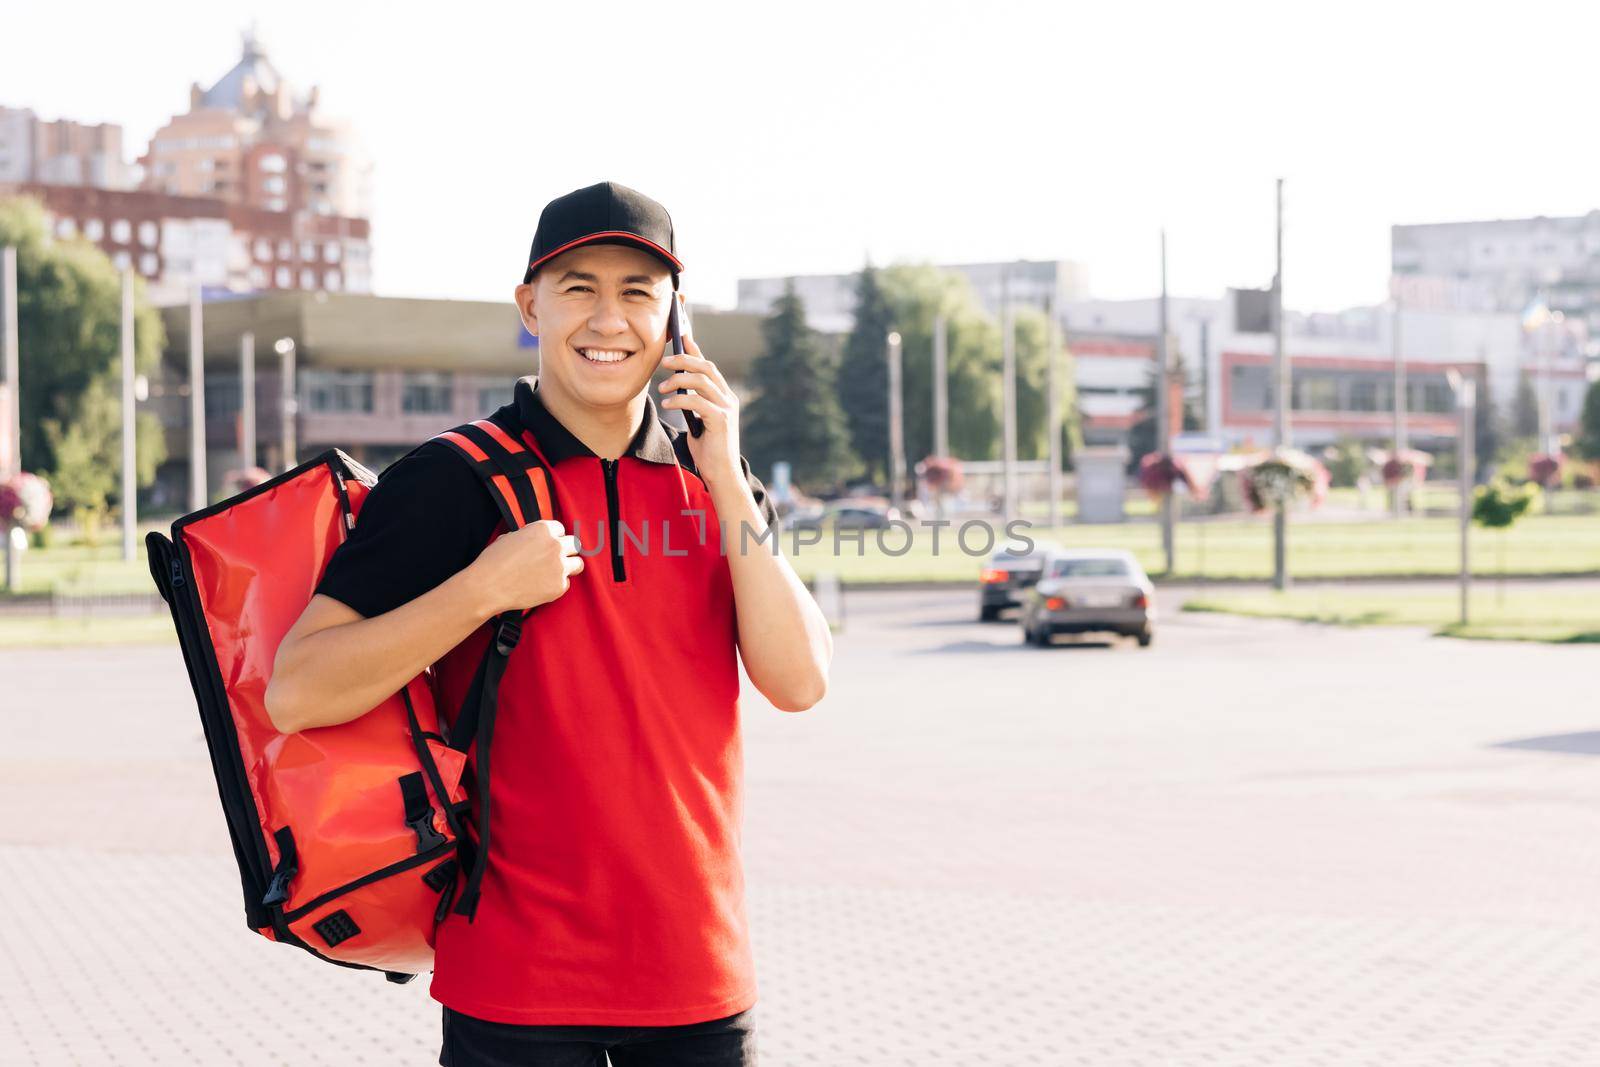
[740,456,782,530]
[316,443,501,619]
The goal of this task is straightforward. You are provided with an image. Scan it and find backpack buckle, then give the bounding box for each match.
[494,617,522,656]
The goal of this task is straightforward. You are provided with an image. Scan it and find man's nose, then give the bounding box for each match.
[588,293,628,334]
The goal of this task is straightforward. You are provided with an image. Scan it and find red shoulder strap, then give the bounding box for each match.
[432,419,555,531]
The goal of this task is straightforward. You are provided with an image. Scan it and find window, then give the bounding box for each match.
[1050,558,1131,578]
[205,374,242,417]
[254,238,272,261]
[138,221,158,247]
[275,266,291,288]
[139,253,159,275]
[324,241,341,264]
[325,270,342,292]
[300,241,316,261]
[478,380,517,411]
[1348,379,1386,412]
[259,154,286,173]
[263,174,285,195]
[402,372,454,414]
[55,217,77,239]
[278,240,293,260]
[1293,375,1339,412]
[1230,365,1271,412]
[111,219,131,244]
[302,370,374,414]
[84,218,104,241]
[112,250,131,271]
[300,269,316,289]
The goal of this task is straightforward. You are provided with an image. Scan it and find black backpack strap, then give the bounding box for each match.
[429,418,557,921]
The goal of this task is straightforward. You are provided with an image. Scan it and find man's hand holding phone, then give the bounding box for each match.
[657,334,745,498]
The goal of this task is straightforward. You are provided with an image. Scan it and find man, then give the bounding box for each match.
[265,181,832,1065]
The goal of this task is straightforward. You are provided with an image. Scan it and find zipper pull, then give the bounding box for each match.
[170,558,185,588]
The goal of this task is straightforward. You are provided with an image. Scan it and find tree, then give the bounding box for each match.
[1126,351,1201,469]
[837,266,894,484]
[1576,378,1600,462]
[1474,373,1505,477]
[1472,478,1539,602]
[1512,373,1540,439]
[0,196,166,519]
[741,283,855,494]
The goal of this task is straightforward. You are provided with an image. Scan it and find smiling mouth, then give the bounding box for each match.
[577,347,634,365]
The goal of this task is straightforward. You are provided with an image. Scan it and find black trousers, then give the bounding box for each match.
[439,1007,758,1066]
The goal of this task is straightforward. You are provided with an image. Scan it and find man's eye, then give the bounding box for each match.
[565,285,593,294]
[625,289,650,297]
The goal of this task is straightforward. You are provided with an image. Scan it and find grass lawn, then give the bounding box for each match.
[0,613,175,648]
[782,511,1600,585]
[1181,586,1600,643]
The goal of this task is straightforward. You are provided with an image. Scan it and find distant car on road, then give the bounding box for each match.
[826,498,902,530]
[977,539,1060,621]
[1018,548,1155,647]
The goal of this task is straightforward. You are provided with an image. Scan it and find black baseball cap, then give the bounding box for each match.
[522,181,683,286]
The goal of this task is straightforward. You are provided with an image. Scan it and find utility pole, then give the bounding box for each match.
[932,314,949,459]
[1392,289,1408,516]
[240,332,257,470]
[1001,268,1018,522]
[1045,296,1063,530]
[2,246,17,480]
[1157,230,1175,575]
[275,337,298,470]
[188,287,207,511]
[1272,178,1290,592]
[120,270,137,562]
[887,331,905,513]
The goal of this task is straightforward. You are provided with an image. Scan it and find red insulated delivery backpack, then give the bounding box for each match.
[148,419,556,981]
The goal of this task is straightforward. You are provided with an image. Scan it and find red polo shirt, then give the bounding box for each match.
[317,378,780,1026]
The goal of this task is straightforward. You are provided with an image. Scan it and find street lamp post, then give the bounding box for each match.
[1447,369,1476,626]
[887,331,904,513]
[275,337,298,470]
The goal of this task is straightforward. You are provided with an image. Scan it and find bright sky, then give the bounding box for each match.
[8,0,1600,313]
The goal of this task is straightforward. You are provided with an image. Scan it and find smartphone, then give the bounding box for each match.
[667,293,704,438]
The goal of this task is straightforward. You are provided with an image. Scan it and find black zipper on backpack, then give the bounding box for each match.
[601,458,626,582]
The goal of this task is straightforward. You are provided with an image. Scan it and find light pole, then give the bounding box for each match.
[1271,178,1290,591]
[1157,230,1175,575]
[188,287,207,511]
[1447,369,1476,626]
[120,270,137,561]
[887,331,904,513]
[275,337,298,470]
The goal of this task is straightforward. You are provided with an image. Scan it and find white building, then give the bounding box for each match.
[737,259,1090,333]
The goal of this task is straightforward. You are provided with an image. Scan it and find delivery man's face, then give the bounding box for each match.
[514,244,673,410]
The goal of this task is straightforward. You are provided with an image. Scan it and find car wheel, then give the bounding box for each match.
[1137,628,1153,648]
[980,605,1001,622]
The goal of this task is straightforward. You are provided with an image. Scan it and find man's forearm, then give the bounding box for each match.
[268,568,498,732]
[713,482,832,712]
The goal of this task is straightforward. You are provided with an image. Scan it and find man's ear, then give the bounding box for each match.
[513,282,539,338]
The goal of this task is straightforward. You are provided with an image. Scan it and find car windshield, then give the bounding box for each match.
[1050,558,1131,578]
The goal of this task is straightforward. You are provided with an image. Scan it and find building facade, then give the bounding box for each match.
[0,106,131,190]
[150,292,767,506]
[140,32,370,220]
[736,259,1090,333]
[1,31,372,306]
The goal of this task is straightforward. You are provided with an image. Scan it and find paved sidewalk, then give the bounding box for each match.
[3,592,1599,1064]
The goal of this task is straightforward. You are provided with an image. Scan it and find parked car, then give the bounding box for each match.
[977,539,1060,621]
[826,499,901,529]
[1018,549,1155,647]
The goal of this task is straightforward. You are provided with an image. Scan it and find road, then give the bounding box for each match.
[2,591,1598,1065]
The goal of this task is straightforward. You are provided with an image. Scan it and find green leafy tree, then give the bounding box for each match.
[741,283,855,494]
[1474,374,1505,476]
[1126,351,1201,470]
[0,196,166,519]
[1472,478,1539,602]
[1576,377,1600,462]
[1512,373,1540,439]
[837,266,894,483]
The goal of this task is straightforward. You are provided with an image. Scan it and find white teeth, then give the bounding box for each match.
[580,348,629,363]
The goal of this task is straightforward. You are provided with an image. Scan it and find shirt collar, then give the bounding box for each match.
[513,377,679,466]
